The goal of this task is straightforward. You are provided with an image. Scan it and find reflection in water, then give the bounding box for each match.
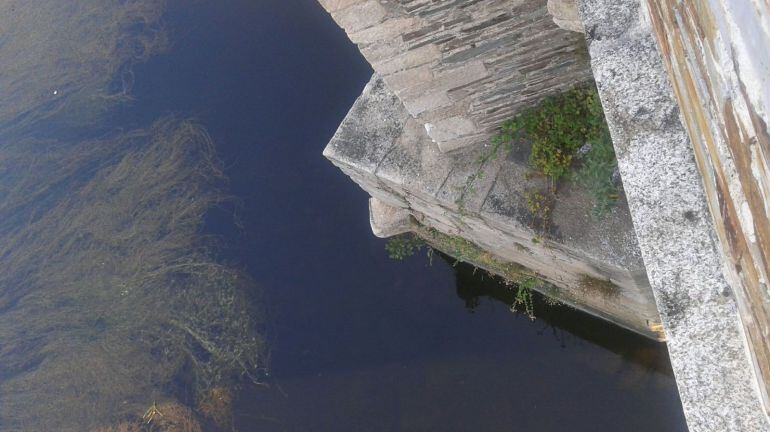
[451,254,673,376]
[0,1,266,431]
[234,250,683,431]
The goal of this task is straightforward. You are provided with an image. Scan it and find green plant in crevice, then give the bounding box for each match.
[413,226,564,319]
[510,277,545,320]
[512,285,535,320]
[385,234,424,260]
[524,188,553,238]
[576,129,619,217]
[456,134,512,213]
[458,87,614,216]
[495,85,619,218]
[502,86,606,183]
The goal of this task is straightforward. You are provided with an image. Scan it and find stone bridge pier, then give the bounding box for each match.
[318,0,770,430]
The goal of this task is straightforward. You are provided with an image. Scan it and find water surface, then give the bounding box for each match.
[0,1,688,430]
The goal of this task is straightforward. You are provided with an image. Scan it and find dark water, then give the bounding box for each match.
[3,0,688,430]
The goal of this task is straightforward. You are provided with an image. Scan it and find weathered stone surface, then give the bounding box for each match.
[579,0,770,429]
[369,198,413,238]
[317,0,363,13]
[321,0,770,428]
[547,0,584,33]
[331,0,388,33]
[317,0,593,152]
[646,0,770,414]
[325,75,663,339]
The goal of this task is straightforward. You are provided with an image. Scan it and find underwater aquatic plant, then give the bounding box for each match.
[0,0,168,134]
[0,2,267,430]
[0,118,268,431]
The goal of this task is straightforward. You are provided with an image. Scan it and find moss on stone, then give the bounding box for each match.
[578,274,621,299]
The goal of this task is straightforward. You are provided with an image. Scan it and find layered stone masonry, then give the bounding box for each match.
[321,0,770,429]
[579,0,770,429]
[324,76,663,339]
[318,0,593,152]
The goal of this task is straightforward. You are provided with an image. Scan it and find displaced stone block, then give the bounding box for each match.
[435,135,483,154]
[360,42,404,65]
[318,0,365,12]
[369,198,414,238]
[434,61,490,92]
[547,0,584,33]
[400,61,490,100]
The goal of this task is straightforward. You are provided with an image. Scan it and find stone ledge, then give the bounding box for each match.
[324,74,663,339]
[646,0,770,413]
[579,0,770,429]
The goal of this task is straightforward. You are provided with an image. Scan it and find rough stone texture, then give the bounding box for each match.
[579,0,770,429]
[318,0,593,152]
[547,0,584,33]
[369,197,414,238]
[324,76,663,339]
[645,0,770,414]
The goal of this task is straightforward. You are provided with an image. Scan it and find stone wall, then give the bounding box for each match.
[318,0,593,152]
[320,0,770,429]
[578,0,770,429]
[324,76,663,339]
[645,0,770,415]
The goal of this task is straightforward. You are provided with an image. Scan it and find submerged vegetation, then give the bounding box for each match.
[0,1,267,431]
[0,0,168,134]
[93,387,234,432]
[0,119,268,431]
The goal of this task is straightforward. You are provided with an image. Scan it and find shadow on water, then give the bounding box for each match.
[231,249,686,432]
[450,254,674,376]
